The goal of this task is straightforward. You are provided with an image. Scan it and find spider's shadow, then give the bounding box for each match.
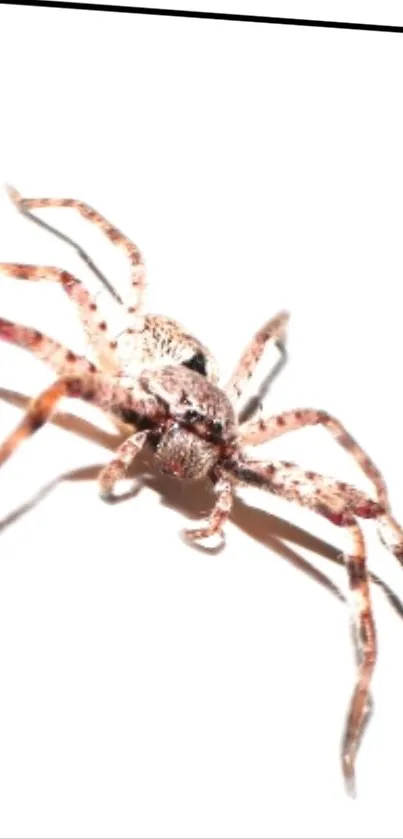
[1,386,402,619]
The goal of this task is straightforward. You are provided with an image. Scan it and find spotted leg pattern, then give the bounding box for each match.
[182,474,234,547]
[225,310,289,408]
[239,408,390,509]
[0,263,119,374]
[0,374,162,470]
[6,185,146,331]
[223,454,403,793]
[99,430,148,499]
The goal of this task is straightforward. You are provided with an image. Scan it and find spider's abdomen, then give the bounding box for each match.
[119,314,220,383]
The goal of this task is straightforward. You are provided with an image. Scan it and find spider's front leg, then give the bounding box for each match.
[223,454,403,794]
[0,316,99,379]
[0,262,119,375]
[182,473,234,548]
[7,185,146,330]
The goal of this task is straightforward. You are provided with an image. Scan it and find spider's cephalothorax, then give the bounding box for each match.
[140,364,237,479]
[1,185,403,797]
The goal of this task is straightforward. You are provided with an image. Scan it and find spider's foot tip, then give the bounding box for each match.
[342,758,357,799]
[99,488,118,504]
[181,526,225,553]
[345,776,357,799]
[4,184,21,205]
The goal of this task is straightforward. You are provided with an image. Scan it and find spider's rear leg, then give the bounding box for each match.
[341,520,376,796]
[0,262,120,374]
[7,185,146,330]
[182,473,233,549]
[223,455,403,793]
[240,408,390,510]
[99,430,148,500]
[225,311,289,414]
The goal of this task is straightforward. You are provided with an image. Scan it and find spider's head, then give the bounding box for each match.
[140,365,237,481]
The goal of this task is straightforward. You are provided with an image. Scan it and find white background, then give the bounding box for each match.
[1,3,403,838]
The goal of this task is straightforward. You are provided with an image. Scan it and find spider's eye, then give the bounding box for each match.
[211,419,223,436]
[182,351,207,377]
[184,409,201,424]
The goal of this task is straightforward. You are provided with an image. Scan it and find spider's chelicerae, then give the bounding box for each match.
[0,186,402,796]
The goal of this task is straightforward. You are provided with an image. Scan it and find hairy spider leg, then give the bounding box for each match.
[0,263,119,375]
[341,520,376,796]
[182,474,234,546]
[223,454,403,794]
[5,186,221,380]
[0,317,99,378]
[225,311,289,412]
[0,374,161,469]
[240,408,389,510]
[6,185,146,330]
[98,430,148,498]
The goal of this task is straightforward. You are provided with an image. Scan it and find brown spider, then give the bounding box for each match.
[0,186,402,797]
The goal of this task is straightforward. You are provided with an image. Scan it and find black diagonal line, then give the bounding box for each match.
[1,1,403,34]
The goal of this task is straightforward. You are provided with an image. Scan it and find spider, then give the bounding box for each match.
[0,186,402,797]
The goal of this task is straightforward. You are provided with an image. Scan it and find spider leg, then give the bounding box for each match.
[5,187,122,304]
[0,262,119,375]
[341,520,376,796]
[6,185,145,330]
[223,453,403,793]
[238,337,288,424]
[182,473,233,547]
[0,316,99,378]
[99,430,148,498]
[239,408,389,510]
[223,456,403,562]
[224,311,289,407]
[0,373,162,470]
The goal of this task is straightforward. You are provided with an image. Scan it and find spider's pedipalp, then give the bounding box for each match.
[99,430,148,499]
[182,472,234,548]
[0,262,119,375]
[0,316,99,379]
[225,310,289,409]
[240,408,389,510]
[6,186,146,331]
[119,314,220,383]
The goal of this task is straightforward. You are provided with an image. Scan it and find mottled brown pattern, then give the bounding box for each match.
[0,261,118,375]
[0,317,97,379]
[225,310,289,403]
[1,185,402,797]
[240,407,389,509]
[342,522,376,797]
[183,475,233,544]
